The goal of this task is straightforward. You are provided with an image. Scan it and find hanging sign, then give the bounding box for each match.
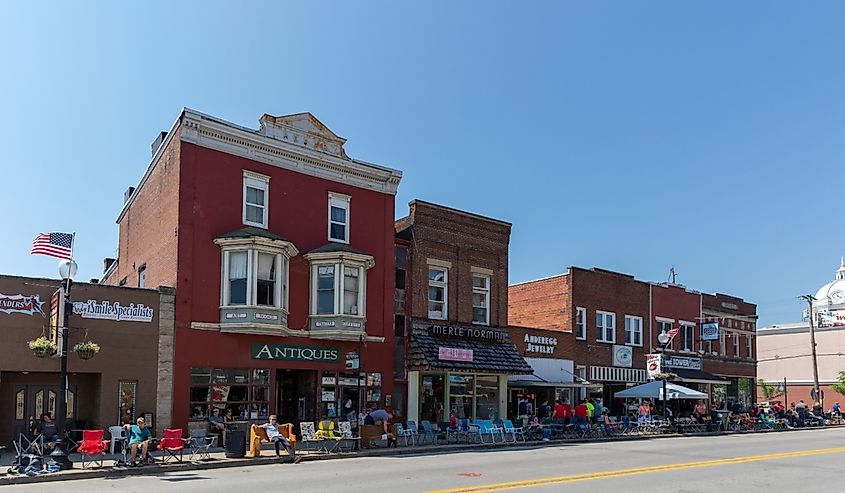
[0,293,45,316]
[700,322,720,341]
[646,354,662,379]
[438,347,474,362]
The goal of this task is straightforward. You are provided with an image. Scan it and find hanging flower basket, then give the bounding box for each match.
[73,341,100,360]
[28,336,56,358]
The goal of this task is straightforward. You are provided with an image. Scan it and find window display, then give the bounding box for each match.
[189,367,270,420]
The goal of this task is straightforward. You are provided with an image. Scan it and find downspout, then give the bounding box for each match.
[649,284,653,352]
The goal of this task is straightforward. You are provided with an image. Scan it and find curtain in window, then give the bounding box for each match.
[257,253,276,306]
[229,251,248,304]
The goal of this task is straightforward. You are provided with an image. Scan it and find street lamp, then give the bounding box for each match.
[657,329,671,420]
[51,259,77,470]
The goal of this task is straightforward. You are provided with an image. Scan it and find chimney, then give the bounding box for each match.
[124,187,135,204]
[89,278,100,284]
[103,258,116,273]
[151,131,168,157]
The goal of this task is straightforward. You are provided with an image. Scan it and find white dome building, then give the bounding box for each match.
[757,259,845,405]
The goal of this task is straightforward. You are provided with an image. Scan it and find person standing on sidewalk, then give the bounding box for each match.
[260,415,301,463]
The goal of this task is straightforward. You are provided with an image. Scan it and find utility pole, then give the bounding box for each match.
[801,295,821,405]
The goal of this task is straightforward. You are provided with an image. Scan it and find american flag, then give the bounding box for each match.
[667,326,680,340]
[31,232,74,260]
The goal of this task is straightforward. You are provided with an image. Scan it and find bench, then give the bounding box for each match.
[247,423,296,457]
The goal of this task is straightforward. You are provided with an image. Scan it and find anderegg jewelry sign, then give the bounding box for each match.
[72,300,154,323]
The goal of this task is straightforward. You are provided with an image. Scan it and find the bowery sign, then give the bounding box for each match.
[72,300,154,323]
[252,343,341,362]
[0,293,45,316]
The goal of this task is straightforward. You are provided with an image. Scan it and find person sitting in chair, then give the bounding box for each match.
[32,412,61,451]
[364,404,396,447]
[126,417,153,465]
[259,415,301,463]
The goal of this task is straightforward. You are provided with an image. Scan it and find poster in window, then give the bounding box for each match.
[322,390,336,402]
[208,385,231,402]
[118,381,137,425]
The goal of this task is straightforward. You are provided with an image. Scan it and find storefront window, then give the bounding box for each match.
[449,374,474,420]
[320,370,382,420]
[189,367,270,420]
[713,384,727,410]
[421,375,446,423]
[475,375,499,419]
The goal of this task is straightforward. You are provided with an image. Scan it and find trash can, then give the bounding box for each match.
[224,429,246,458]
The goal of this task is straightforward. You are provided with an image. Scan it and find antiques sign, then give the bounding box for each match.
[252,343,341,362]
[0,293,45,316]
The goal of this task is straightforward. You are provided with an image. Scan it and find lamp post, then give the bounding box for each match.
[51,259,77,470]
[657,329,671,420]
[355,333,364,437]
[778,377,788,406]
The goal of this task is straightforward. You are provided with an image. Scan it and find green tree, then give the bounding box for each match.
[757,379,782,401]
[832,371,845,397]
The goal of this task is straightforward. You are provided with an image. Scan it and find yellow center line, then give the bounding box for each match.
[425,446,845,493]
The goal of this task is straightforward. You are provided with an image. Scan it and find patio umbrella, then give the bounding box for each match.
[614,380,708,400]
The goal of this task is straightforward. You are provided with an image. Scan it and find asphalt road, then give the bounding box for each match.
[9,428,845,492]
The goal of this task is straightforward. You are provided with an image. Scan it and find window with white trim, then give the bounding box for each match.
[428,267,448,320]
[680,324,695,352]
[732,333,740,357]
[720,331,727,356]
[595,311,615,343]
[575,307,587,340]
[243,172,269,228]
[221,248,289,310]
[745,334,752,359]
[472,274,490,325]
[657,320,673,350]
[328,193,350,243]
[138,265,146,288]
[624,315,642,346]
[310,261,367,317]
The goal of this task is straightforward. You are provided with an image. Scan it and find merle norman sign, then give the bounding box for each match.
[416,319,509,343]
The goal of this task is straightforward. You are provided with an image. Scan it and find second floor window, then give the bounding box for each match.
[575,307,586,340]
[596,311,615,343]
[657,320,673,350]
[472,274,490,325]
[428,267,448,320]
[243,172,269,228]
[733,333,740,357]
[223,248,289,310]
[328,193,350,243]
[311,262,367,317]
[746,334,753,358]
[624,315,642,346]
[680,324,694,352]
[138,265,146,288]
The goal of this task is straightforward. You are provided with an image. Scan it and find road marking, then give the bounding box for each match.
[425,446,845,493]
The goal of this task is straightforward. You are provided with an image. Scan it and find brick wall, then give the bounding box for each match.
[400,200,511,327]
[103,127,182,289]
[508,275,571,331]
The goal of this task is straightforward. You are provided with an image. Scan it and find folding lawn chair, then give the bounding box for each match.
[77,430,110,469]
[187,428,217,461]
[158,428,187,464]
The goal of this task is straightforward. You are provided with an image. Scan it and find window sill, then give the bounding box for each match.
[471,321,490,326]
[328,237,350,245]
[595,339,615,345]
[625,343,643,348]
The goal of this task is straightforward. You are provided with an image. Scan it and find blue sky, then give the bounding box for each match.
[1,1,843,327]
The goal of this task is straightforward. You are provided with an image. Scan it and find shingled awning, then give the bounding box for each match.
[407,324,532,374]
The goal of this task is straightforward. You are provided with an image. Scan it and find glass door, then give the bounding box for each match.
[448,374,474,420]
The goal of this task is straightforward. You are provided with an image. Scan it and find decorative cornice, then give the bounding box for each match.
[213,236,300,257]
[181,109,402,195]
[304,250,375,269]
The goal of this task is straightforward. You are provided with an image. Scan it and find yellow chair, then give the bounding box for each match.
[248,423,296,457]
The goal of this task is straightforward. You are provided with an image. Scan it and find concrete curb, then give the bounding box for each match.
[2,425,841,486]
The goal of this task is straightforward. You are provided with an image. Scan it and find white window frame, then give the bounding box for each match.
[328,192,350,244]
[138,265,146,288]
[732,332,740,357]
[680,324,695,353]
[720,331,727,356]
[471,273,491,325]
[746,334,752,359]
[220,248,289,311]
[595,310,616,344]
[309,260,367,318]
[575,307,587,340]
[428,267,448,320]
[656,319,674,350]
[624,315,643,347]
[243,171,269,228]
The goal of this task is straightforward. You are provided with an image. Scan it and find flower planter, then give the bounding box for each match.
[76,349,96,360]
[34,347,53,358]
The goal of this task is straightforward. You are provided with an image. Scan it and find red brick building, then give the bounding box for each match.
[396,201,530,424]
[510,268,758,414]
[102,109,402,431]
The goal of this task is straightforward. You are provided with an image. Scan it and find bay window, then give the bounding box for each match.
[305,248,374,324]
[222,249,288,309]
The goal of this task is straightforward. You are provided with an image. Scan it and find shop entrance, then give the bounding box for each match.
[276,370,317,428]
[10,384,77,444]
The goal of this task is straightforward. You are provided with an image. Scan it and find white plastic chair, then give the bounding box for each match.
[108,426,125,454]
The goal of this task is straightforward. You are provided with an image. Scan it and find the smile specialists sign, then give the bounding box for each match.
[72,300,154,323]
[252,343,341,362]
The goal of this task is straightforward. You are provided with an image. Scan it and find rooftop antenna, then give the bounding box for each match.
[668,266,676,284]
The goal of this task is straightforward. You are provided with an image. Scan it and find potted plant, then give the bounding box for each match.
[73,341,100,360]
[28,336,57,358]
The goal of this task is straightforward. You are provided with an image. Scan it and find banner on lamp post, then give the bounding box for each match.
[646,354,662,379]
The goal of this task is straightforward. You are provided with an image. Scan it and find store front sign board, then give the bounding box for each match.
[252,343,341,362]
[0,293,45,316]
[438,347,473,362]
[664,355,702,370]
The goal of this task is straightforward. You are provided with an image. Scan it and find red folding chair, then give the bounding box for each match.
[77,430,110,468]
[158,428,187,464]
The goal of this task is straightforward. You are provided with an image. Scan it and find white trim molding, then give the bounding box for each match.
[426,258,453,269]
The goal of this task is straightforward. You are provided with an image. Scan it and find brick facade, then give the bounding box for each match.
[508,275,571,331]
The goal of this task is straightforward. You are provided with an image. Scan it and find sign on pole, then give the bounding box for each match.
[646,353,662,379]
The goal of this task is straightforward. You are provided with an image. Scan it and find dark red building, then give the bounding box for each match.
[103,109,402,431]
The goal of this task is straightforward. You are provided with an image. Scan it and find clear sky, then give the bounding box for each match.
[1,1,843,327]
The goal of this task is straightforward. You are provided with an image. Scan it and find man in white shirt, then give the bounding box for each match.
[260,415,301,463]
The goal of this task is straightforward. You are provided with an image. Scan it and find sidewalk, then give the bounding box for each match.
[1,425,839,486]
